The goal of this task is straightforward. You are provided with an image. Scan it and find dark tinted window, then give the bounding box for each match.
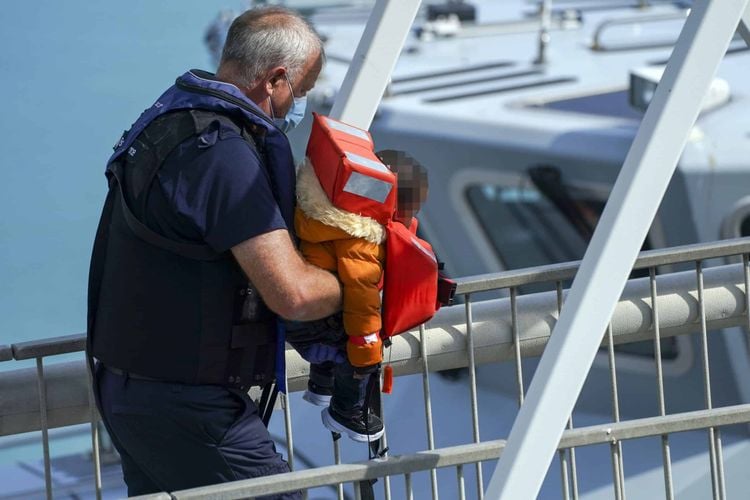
[741,215,750,237]
[465,184,599,270]
[466,177,677,360]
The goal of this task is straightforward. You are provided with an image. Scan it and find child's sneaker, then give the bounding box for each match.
[302,380,333,407]
[321,406,384,442]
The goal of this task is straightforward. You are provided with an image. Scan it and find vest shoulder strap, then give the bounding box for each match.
[108,109,258,261]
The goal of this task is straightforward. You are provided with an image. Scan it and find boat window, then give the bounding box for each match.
[466,182,594,274]
[465,170,678,360]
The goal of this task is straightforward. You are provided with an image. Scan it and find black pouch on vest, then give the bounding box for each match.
[226,283,277,388]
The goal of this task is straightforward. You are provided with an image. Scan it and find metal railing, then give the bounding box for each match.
[591,10,689,51]
[1,237,749,499]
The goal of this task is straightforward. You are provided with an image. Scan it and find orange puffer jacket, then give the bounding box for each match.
[295,160,386,367]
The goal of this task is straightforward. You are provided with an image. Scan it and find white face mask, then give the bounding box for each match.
[270,74,307,133]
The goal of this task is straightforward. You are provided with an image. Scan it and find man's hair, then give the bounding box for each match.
[219,6,324,87]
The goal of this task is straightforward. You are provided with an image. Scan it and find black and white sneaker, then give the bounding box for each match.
[321,406,384,442]
[303,381,333,407]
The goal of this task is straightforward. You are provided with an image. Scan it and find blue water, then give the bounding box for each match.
[0,0,251,483]
[0,1,245,350]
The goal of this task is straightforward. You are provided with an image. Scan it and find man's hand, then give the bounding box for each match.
[301,343,346,364]
[231,229,342,321]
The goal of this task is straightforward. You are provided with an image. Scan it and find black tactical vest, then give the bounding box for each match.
[88,110,276,389]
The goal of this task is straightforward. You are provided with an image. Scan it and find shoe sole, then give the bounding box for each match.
[303,390,332,407]
[321,408,385,443]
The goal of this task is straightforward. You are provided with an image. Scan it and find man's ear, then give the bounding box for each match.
[266,66,287,91]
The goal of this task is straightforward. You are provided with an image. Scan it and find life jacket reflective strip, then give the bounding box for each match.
[306,113,396,224]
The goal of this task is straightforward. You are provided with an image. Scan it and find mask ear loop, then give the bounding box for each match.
[267,96,276,120]
[285,74,296,100]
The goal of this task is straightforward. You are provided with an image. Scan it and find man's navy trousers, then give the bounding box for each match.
[95,364,300,499]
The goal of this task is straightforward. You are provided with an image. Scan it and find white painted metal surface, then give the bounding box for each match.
[485,2,750,499]
[327,0,422,129]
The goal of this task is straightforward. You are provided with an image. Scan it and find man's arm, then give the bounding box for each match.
[231,229,342,321]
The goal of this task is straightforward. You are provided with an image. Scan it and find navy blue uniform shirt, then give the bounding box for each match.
[142,118,287,252]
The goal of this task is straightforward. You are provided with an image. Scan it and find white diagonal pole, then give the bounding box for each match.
[485,1,750,498]
[328,0,422,130]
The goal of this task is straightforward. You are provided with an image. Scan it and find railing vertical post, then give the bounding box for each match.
[606,324,625,500]
[333,437,344,500]
[457,464,466,500]
[650,267,674,500]
[465,294,484,499]
[559,447,570,500]
[714,428,727,499]
[556,281,579,500]
[511,287,524,407]
[696,260,723,500]
[419,323,439,500]
[86,362,103,500]
[378,375,392,500]
[484,2,750,497]
[283,368,296,473]
[35,357,53,500]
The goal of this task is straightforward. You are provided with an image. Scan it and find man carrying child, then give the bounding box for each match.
[286,149,429,442]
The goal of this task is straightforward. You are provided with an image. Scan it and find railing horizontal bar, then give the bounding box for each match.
[455,237,750,295]
[455,262,579,295]
[559,404,750,448]
[169,440,506,499]
[11,333,86,360]
[163,403,750,499]
[129,494,172,500]
[0,345,13,362]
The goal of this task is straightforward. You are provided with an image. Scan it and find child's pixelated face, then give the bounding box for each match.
[376,150,429,227]
[396,164,428,226]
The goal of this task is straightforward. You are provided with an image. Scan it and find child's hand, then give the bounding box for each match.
[301,343,346,364]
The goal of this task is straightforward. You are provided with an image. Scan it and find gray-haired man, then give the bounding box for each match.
[88,7,340,498]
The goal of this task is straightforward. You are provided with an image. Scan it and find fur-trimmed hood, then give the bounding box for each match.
[296,160,386,245]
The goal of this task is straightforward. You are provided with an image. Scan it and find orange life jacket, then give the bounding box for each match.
[306,114,456,341]
[306,113,396,225]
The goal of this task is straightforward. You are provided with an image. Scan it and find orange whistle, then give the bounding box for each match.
[382,365,394,394]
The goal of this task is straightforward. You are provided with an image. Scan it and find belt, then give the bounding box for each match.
[104,365,164,382]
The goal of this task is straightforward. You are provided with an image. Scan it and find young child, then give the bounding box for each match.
[285,150,429,442]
